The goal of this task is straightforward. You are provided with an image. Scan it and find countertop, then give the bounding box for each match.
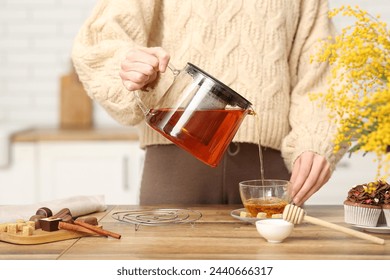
[11,127,139,142]
[0,205,389,260]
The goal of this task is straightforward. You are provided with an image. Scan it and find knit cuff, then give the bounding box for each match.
[281,125,342,173]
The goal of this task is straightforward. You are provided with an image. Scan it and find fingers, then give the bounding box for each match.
[141,47,170,72]
[119,47,170,91]
[119,66,157,91]
[290,153,309,198]
[289,152,331,206]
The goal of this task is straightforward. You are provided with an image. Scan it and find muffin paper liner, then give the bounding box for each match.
[377,210,387,226]
[383,209,390,227]
[344,204,382,227]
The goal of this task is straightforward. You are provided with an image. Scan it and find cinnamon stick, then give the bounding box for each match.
[58,221,100,236]
[74,220,121,239]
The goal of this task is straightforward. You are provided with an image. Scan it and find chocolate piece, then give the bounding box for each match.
[61,214,74,224]
[76,216,98,226]
[51,208,72,219]
[39,218,62,232]
[50,208,74,223]
[36,207,53,218]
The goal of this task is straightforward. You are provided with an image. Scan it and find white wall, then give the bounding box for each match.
[0,0,118,127]
[1,0,390,128]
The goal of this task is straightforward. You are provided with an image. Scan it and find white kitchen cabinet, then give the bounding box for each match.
[37,141,144,205]
[0,143,37,205]
[308,151,379,205]
[0,139,383,206]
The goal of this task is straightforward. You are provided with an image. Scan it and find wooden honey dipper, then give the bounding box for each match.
[282,204,385,245]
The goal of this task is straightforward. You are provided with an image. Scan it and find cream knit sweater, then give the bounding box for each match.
[72,0,343,171]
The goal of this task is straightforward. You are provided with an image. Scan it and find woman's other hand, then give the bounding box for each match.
[119,47,170,91]
[289,151,331,206]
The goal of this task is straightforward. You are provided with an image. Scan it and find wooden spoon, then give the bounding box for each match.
[282,204,385,245]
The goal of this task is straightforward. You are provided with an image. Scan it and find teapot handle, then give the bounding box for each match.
[134,91,150,116]
[134,62,180,116]
[167,63,180,77]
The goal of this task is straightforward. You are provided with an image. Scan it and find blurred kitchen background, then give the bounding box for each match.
[0,0,389,205]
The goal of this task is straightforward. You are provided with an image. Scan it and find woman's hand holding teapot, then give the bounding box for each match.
[119,47,170,91]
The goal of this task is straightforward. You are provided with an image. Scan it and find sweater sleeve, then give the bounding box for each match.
[281,0,344,172]
[71,0,160,126]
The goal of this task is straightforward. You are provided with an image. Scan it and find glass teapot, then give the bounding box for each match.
[135,62,252,167]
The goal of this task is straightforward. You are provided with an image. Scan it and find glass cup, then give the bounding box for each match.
[239,179,291,218]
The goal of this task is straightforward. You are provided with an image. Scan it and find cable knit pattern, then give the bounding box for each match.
[72,0,344,171]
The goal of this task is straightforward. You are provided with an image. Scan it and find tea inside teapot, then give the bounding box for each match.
[139,63,252,167]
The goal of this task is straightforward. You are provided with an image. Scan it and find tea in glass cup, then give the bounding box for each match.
[239,179,291,218]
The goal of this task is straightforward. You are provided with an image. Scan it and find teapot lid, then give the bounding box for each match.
[187,63,252,109]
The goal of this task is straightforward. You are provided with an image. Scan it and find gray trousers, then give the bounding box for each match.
[140,143,290,205]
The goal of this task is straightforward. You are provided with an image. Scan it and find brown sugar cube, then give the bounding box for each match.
[17,222,27,231]
[240,211,252,218]
[26,221,36,229]
[16,219,25,223]
[7,223,18,234]
[22,225,34,236]
[256,212,267,219]
[0,224,8,232]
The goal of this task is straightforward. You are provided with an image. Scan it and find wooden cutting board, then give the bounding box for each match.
[0,229,96,245]
[60,71,93,129]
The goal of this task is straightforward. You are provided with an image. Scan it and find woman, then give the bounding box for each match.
[72,0,345,206]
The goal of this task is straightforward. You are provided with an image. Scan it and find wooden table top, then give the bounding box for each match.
[0,205,389,260]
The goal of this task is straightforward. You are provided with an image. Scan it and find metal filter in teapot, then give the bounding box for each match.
[135,62,252,167]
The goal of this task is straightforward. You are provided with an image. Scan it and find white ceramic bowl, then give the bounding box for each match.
[255,219,294,243]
